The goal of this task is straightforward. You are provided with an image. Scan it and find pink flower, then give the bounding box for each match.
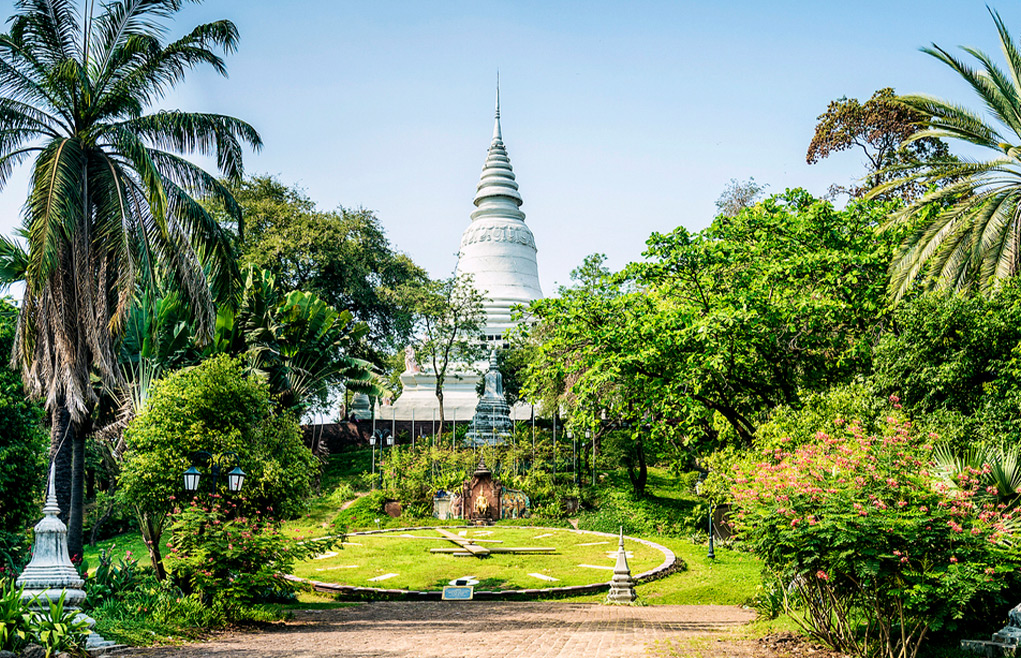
[950,556,958,563]
[816,570,829,581]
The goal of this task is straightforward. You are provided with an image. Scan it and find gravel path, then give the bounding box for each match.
[119,602,755,658]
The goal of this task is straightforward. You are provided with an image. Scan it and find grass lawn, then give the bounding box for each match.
[291,526,666,590]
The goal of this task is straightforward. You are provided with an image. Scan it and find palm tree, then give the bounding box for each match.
[872,9,1021,300]
[0,0,261,560]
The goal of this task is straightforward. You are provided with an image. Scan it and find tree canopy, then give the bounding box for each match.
[221,176,426,364]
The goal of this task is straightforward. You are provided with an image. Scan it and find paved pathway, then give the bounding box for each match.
[121,602,755,658]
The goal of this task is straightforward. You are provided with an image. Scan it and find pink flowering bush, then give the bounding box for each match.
[732,413,1021,658]
[165,496,335,607]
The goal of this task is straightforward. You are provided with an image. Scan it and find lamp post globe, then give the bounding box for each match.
[183,466,201,492]
[227,466,247,493]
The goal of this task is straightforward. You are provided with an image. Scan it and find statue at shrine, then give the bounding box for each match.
[404,345,420,374]
[474,492,489,516]
[466,351,513,446]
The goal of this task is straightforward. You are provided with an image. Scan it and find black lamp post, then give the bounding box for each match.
[696,471,716,560]
[374,429,393,488]
[182,451,246,494]
[567,429,577,485]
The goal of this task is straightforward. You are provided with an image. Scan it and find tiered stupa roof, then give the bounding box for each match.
[457,82,543,342]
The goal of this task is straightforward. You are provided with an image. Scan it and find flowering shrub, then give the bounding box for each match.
[732,411,1021,658]
[165,496,335,607]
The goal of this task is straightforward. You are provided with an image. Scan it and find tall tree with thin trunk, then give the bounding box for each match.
[0,0,260,562]
[395,275,485,438]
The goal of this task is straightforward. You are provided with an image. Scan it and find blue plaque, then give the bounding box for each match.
[442,586,474,601]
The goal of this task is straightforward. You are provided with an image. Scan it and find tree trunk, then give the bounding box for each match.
[436,386,445,440]
[51,409,73,526]
[139,511,167,581]
[67,422,86,562]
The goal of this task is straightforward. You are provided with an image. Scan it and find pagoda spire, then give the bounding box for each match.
[473,74,523,216]
[493,72,502,143]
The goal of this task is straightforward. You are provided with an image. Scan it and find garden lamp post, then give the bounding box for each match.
[568,429,577,485]
[182,451,246,494]
[587,429,594,485]
[695,472,716,560]
[375,429,393,488]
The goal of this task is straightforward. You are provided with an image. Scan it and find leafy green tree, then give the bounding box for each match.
[0,299,46,569]
[524,191,900,492]
[807,87,949,199]
[873,281,1021,447]
[119,354,316,579]
[394,275,486,434]
[873,11,1021,298]
[0,0,260,560]
[221,176,426,363]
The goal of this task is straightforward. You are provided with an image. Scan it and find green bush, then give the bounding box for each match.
[89,572,282,646]
[577,489,698,537]
[120,354,318,572]
[0,578,32,653]
[733,414,1021,658]
[82,547,140,611]
[0,299,47,571]
[165,497,334,606]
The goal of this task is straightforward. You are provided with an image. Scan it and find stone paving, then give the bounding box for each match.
[119,602,755,658]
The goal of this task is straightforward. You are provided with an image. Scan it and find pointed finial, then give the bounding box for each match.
[489,349,498,369]
[619,526,624,550]
[43,461,60,516]
[493,71,503,143]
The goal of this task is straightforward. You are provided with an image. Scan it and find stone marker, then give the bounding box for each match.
[17,464,116,652]
[605,527,637,605]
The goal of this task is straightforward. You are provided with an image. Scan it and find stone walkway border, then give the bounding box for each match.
[284,525,679,600]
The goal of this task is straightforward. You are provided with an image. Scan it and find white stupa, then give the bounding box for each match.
[456,82,543,342]
[377,84,542,424]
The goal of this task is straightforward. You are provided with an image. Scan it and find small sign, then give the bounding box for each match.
[442,586,474,601]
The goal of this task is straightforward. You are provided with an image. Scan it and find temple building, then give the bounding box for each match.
[374,86,543,424]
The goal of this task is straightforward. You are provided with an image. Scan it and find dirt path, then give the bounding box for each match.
[118,601,757,658]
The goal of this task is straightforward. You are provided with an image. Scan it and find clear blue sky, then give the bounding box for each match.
[0,0,1014,294]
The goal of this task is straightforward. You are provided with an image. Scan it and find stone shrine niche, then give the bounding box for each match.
[443,457,530,522]
[462,458,501,524]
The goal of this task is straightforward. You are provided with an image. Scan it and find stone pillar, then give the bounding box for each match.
[606,527,637,604]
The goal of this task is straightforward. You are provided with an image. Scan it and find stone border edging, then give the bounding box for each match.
[284,525,679,601]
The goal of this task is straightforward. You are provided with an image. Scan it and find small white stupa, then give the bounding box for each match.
[17,464,116,651]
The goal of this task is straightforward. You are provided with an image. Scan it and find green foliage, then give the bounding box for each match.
[31,592,92,657]
[0,578,32,653]
[524,191,899,474]
[732,415,1021,658]
[165,499,334,606]
[223,176,426,361]
[873,10,1021,297]
[82,547,141,611]
[874,283,1021,447]
[88,573,282,646]
[0,299,46,570]
[120,355,317,572]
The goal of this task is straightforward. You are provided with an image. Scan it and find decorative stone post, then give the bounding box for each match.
[605,527,637,604]
[17,464,116,652]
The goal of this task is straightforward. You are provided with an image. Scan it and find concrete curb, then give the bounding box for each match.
[285,525,680,600]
